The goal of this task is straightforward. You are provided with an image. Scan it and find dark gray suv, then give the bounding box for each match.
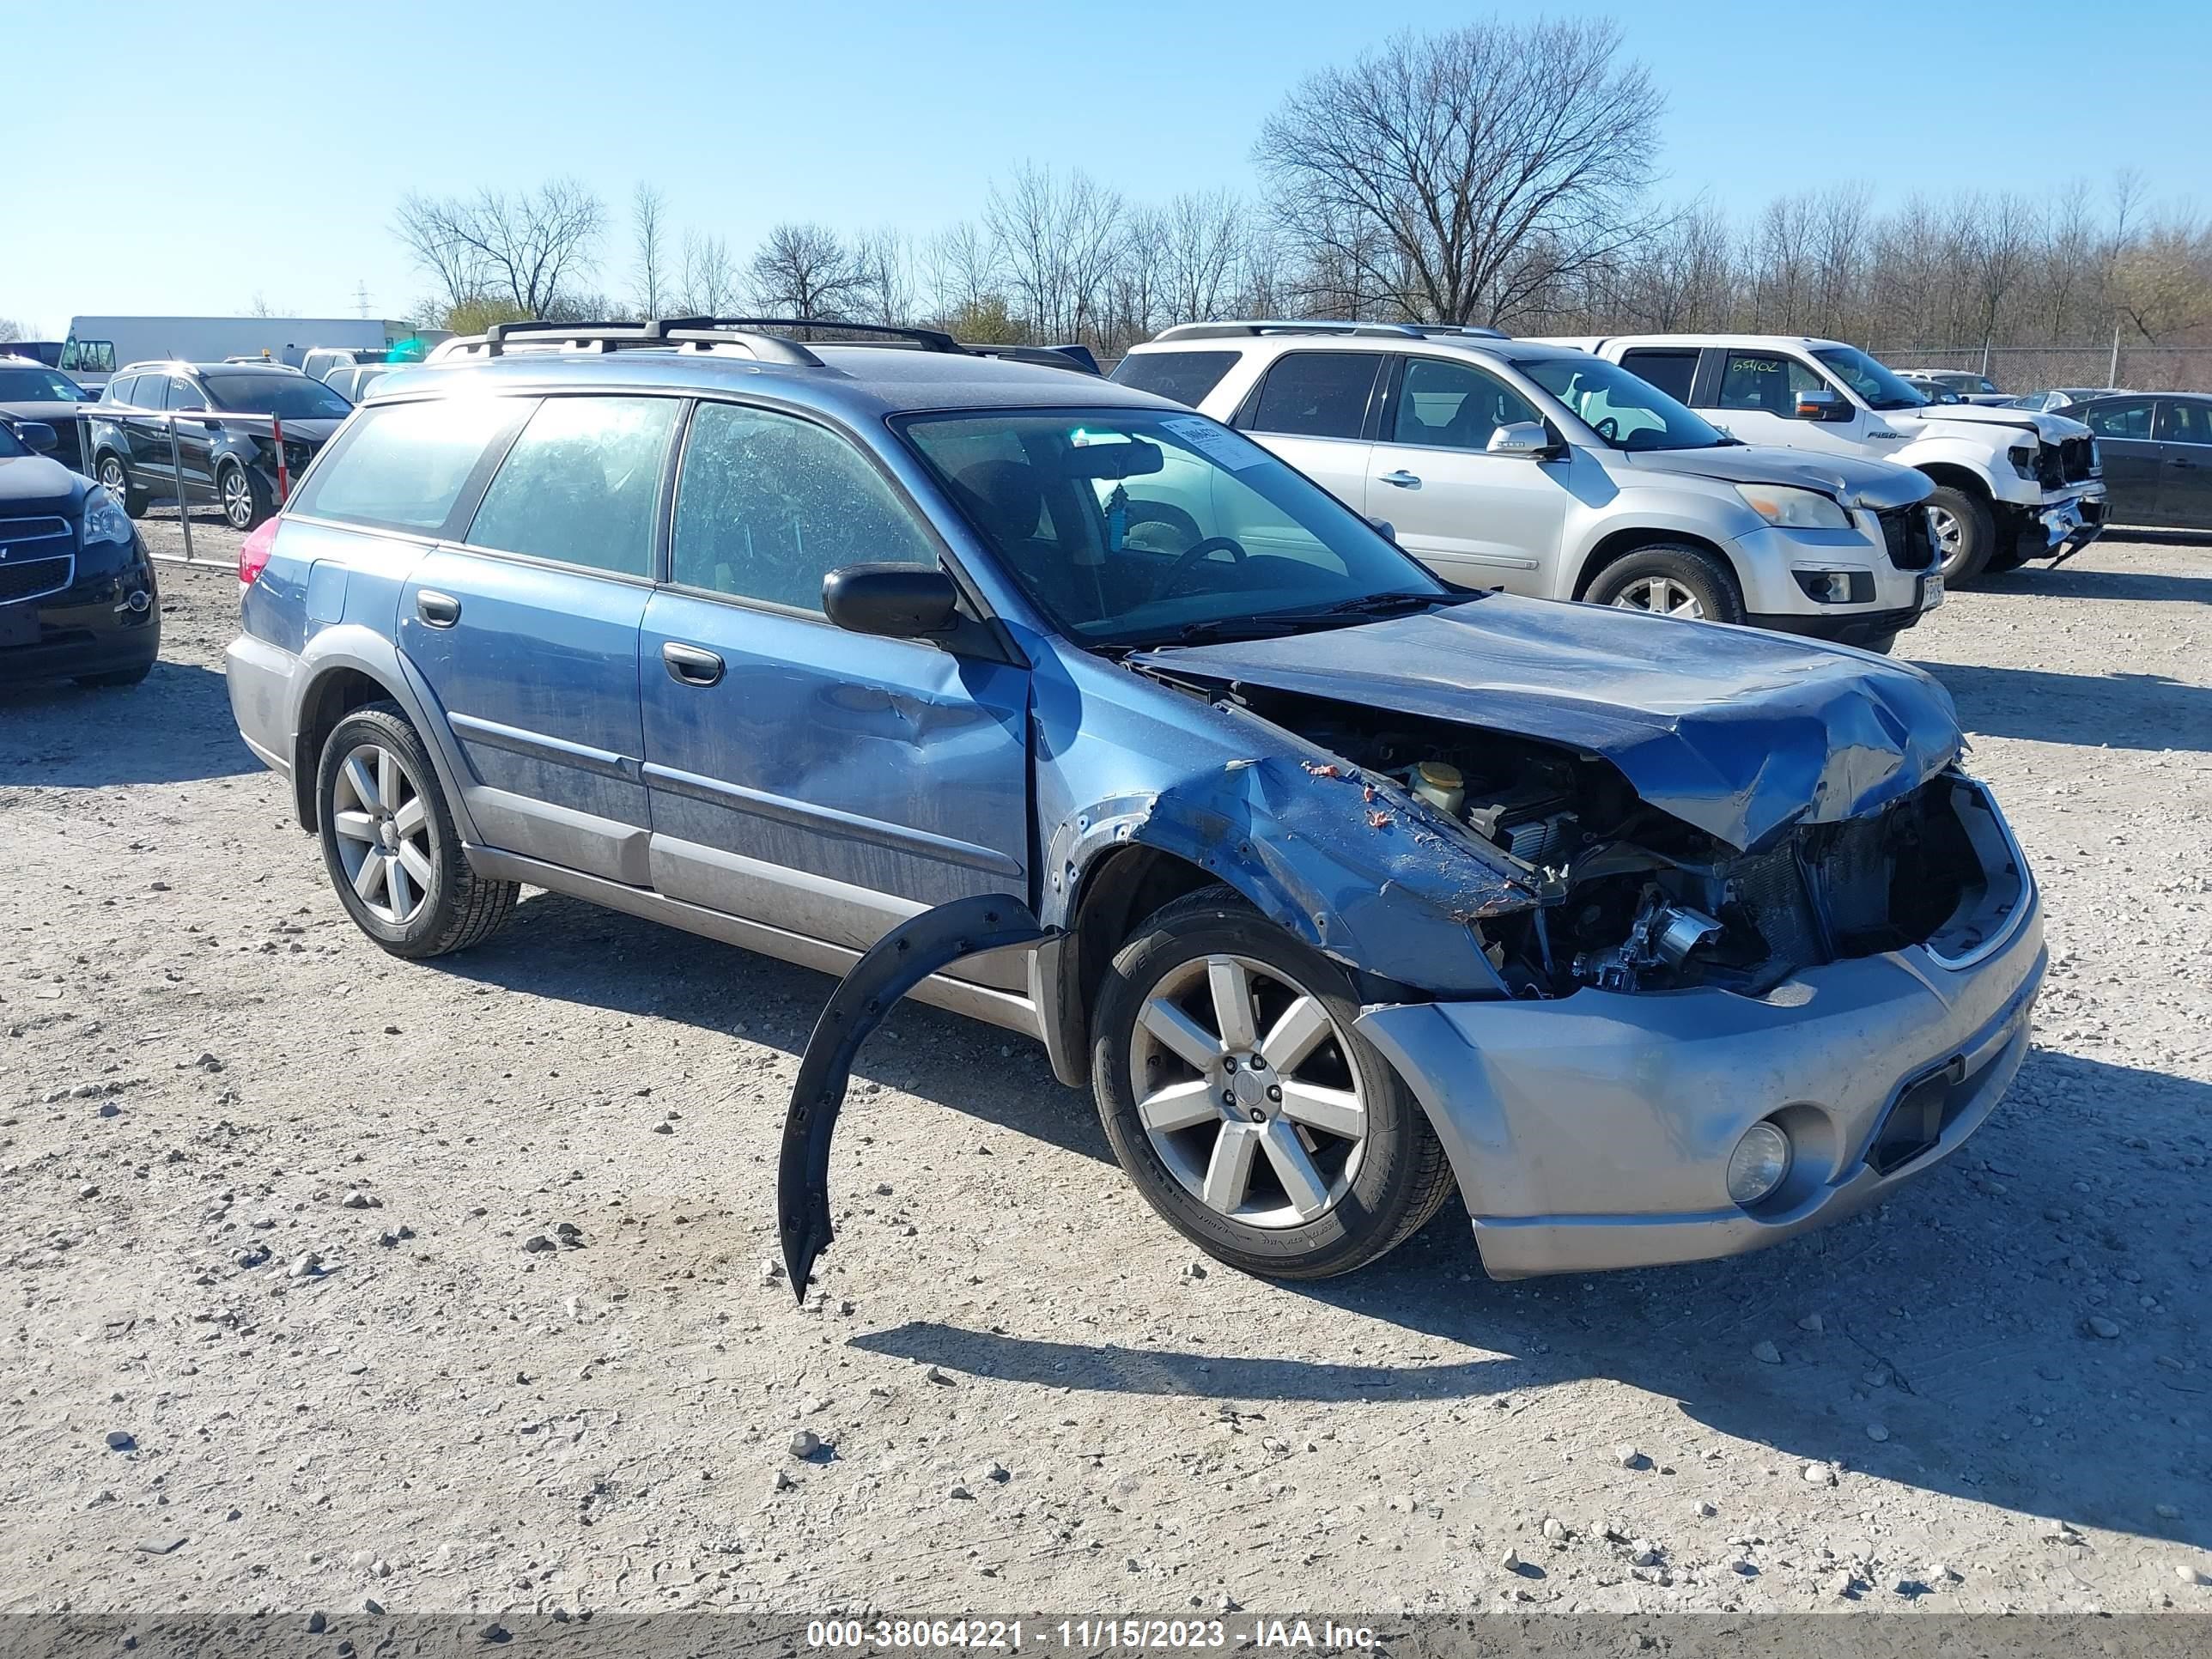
[92,363,349,529]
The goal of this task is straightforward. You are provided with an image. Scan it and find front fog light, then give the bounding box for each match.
[1792,568,1874,605]
[1727,1121,1793,1205]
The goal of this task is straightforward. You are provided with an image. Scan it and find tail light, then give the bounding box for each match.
[239,518,278,587]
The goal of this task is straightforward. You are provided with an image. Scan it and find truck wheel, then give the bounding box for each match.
[1586,544,1746,624]
[1091,885,1456,1279]
[1925,486,1996,584]
[96,453,149,519]
[315,702,519,960]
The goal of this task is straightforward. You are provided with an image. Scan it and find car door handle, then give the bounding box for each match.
[1378,470,1421,489]
[662,641,725,687]
[2172,458,2201,470]
[415,590,460,628]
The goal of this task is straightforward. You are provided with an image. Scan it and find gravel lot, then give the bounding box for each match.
[3,520,2209,1620]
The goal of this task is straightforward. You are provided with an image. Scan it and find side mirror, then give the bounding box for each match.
[823,563,961,640]
[1486,420,1558,459]
[1793,389,1852,422]
[13,421,58,453]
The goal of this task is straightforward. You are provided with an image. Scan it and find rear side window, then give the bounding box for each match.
[1109,349,1242,409]
[2154,399,2212,445]
[1619,348,1698,404]
[2081,398,2153,440]
[466,395,680,577]
[290,396,526,534]
[672,402,936,612]
[1247,353,1383,440]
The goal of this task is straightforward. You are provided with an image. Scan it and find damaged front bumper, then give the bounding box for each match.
[1356,803,2045,1279]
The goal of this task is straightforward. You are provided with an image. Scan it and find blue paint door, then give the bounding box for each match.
[637,400,1031,981]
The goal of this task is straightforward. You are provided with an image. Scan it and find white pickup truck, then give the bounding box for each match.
[1540,335,2107,582]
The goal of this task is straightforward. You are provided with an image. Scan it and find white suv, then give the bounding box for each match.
[1543,334,2107,582]
[1113,323,1942,653]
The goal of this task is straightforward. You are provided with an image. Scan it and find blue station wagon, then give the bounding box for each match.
[225,319,2045,1281]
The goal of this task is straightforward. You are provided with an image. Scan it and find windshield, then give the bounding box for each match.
[1812,346,1926,411]
[1521,356,1730,451]
[0,368,88,402]
[204,373,353,418]
[899,408,1446,645]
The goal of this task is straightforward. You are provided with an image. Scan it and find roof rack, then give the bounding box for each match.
[453,318,825,367]
[699,317,972,355]
[1153,319,1510,343]
[962,342,1103,375]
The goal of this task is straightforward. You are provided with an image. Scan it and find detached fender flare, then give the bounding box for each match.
[777,894,1054,1300]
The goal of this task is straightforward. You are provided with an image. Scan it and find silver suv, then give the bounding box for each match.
[1114,323,1942,653]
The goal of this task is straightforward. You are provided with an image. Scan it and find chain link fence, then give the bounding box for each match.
[1875,344,2212,394]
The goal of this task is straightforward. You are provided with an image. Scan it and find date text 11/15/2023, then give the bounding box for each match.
[805,1619,1379,1650]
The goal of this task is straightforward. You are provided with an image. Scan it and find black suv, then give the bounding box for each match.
[1,415,159,689]
[92,363,350,530]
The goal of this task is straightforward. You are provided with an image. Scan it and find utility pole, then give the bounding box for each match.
[355,280,372,320]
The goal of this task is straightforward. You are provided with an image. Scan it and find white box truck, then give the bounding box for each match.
[59,318,434,388]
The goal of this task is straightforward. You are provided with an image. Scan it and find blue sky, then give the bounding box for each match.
[6,0,2206,335]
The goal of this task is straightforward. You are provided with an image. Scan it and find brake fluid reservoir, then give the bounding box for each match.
[1413,760,1465,817]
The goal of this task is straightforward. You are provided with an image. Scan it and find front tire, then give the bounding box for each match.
[1925,485,1996,584]
[1091,885,1455,1279]
[96,453,148,518]
[219,462,275,531]
[314,702,518,959]
[1586,543,1746,625]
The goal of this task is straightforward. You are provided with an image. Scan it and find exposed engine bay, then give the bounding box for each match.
[1238,687,2006,1000]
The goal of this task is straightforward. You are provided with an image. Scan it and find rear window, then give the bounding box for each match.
[289,396,528,534]
[1109,349,1242,409]
[1245,352,1385,440]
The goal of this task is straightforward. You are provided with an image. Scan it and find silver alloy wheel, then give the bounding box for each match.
[221,467,253,529]
[1611,575,1705,618]
[100,457,126,497]
[1928,503,1964,568]
[330,743,434,926]
[1128,953,1368,1228]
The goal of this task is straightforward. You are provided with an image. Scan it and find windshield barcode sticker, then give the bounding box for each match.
[1163,416,1267,471]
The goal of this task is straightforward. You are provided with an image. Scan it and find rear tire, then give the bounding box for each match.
[96,453,148,519]
[1586,543,1746,625]
[1091,884,1455,1279]
[315,702,518,959]
[1925,485,1996,584]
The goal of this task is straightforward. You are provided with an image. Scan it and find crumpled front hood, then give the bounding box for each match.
[1891,404,2091,443]
[1131,597,1963,853]
[1623,444,1932,511]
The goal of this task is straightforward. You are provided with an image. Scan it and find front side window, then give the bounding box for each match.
[1522,356,1730,452]
[204,372,353,419]
[467,395,678,576]
[1810,345,1926,411]
[1716,352,1825,416]
[1246,352,1384,440]
[672,402,938,611]
[901,408,1443,645]
[2154,399,2212,446]
[290,395,528,534]
[2081,398,2153,440]
[1109,349,1242,409]
[1389,358,1542,451]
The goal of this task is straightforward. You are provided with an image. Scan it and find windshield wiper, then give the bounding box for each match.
[1294,590,1445,620]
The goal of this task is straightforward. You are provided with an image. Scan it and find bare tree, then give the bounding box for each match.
[1255,19,1665,325]
[632,184,668,318]
[748,222,867,319]
[1163,191,1245,324]
[677,231,741,315]
[924,220,1003,322]
[852,228,917,325]
[986,164,1121,341]
[393,179,606,318]
[0,317,21,343]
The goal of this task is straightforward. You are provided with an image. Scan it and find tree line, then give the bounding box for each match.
[392,18,2212,365]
